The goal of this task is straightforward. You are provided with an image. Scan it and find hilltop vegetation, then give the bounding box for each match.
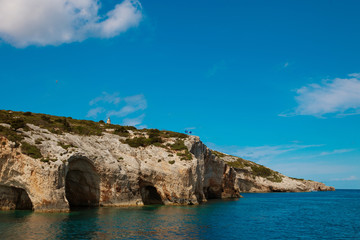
[0,110,191,161]
[212,151,283,183]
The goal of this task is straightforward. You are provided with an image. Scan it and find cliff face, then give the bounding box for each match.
[0,111,334,212]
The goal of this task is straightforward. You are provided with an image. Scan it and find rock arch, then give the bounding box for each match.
[65,157,100,209]
[0,185,33,210]
[139,181,164,205]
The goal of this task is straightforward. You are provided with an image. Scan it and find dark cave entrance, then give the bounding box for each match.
[140,184,164,205]
[0,185,33,210]
[65,158,100,209]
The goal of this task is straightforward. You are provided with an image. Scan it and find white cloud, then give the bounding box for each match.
[283,62,289,68]
[122,113,145,126]
[107,94,147,117]
[207,142,323,162]
[86,107,105,118]
[87,92,147,125]
[232,144,323,161]
[0,0,142,47]
[89,92,121,106]
[331,176,358,181]
[288,148,355,160]
[281,73,360,117]
[272,162,354,176]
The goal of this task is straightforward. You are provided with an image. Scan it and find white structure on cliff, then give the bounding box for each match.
[107,117,111,124]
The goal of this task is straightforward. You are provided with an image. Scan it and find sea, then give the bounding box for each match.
[0,189,359,239]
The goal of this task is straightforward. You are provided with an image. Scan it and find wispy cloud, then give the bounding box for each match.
[89,92,121,106]
[232,144,323,161]
[280,73,360,118]
[0,0,142,47]
[86,107,105,118]
[206,60,227,78]
[122,114,145,126]
[290,149,355,160]
[87,92,147,126]
[331,176,358,181]
[207,142,323,162]
[272,162,354,176]
[283,62,289,68]
[107,94,147,117]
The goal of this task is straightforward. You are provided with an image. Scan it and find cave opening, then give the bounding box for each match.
[65,158,100,209]
[0,185,33,210]
[140,185,164,205]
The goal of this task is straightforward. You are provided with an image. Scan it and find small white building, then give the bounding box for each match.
[107,117,111,124]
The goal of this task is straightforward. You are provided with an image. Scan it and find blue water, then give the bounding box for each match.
[0,190,359,239]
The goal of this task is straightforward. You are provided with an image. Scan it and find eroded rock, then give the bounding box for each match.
[0,124,334,212]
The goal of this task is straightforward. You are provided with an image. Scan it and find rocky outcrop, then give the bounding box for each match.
[0,114,334,212]
[222,154,335,193]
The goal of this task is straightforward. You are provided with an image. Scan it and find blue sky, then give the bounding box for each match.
[0,0,360,188]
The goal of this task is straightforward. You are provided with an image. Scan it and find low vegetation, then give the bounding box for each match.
[125,135,163,148]
[212,150,227,158]
[58,142,76,150]
[21,142,42,159]
[0,110,104,136]
[0,125,23,146]
[170,140,187,151]
[226,157,251,168]
[35,138,43,145]
[0,110,194,163]
[220,154,283,183]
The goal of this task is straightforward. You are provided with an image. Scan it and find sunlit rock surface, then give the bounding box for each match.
[0,122,334,212]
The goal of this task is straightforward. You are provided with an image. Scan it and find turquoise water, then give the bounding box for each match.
[0,190,359,239]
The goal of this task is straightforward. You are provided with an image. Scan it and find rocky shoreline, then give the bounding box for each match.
[0,111,334,212]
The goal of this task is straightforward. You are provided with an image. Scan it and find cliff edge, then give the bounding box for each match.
[0,110,334,212]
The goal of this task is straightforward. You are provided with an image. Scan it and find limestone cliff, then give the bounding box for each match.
[0,110,334,212]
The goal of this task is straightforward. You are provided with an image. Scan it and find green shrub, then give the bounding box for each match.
[168,160,175,164]
[290,177,305,181]
[21,142,42,159]
[58,142,75,150]
[226,158,250,169]
[125,134,163,148]
[269,174,283,183]
[113,126,130,137]
[41,115,51,122]
[147,129,163,144]
[62,119,71,131]
[251,165,272,178]
[10,119,26,130]
[124,126,137,131]
[170,140,187,151]
[73,125,102,136]
[99,120,105,124]
[35,138,43,145]
[0,125,23,144]
[177,152,192,160]
[162,131,187,139]
[125,137,150,147]
[212,150,226,158]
